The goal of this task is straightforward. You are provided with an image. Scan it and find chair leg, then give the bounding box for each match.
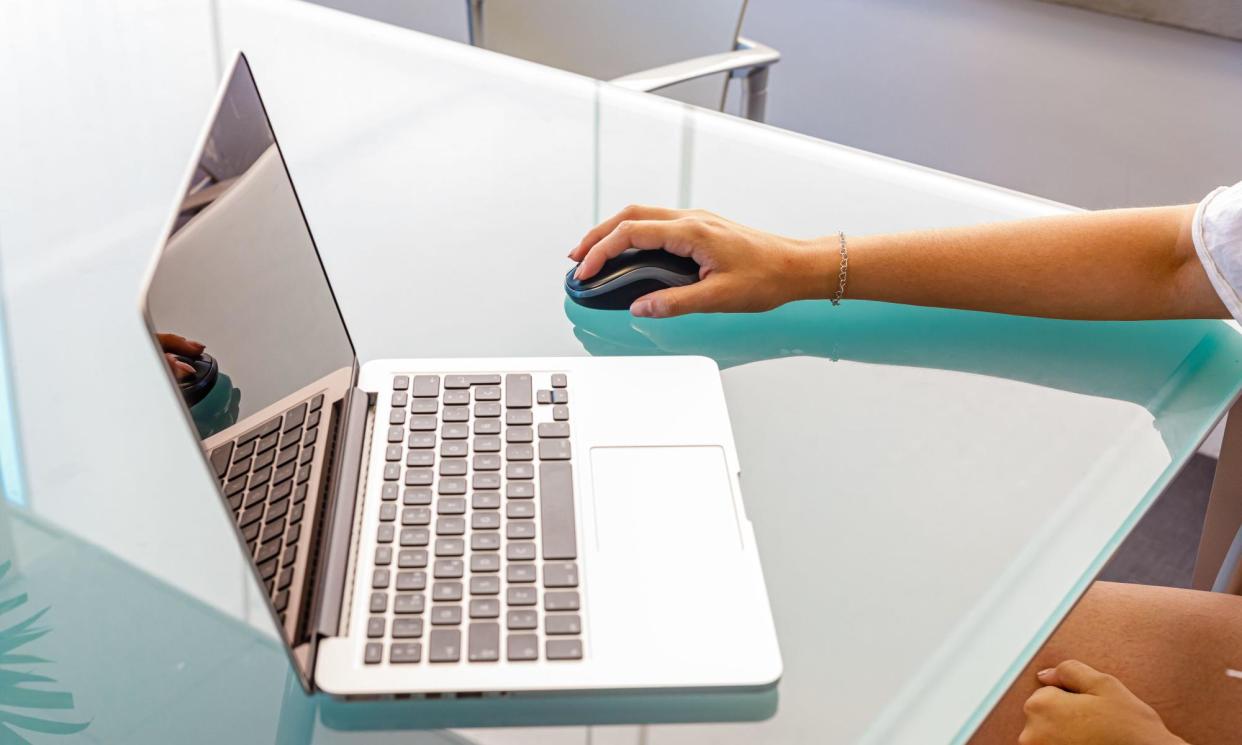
[1194,404,1242,593]
[739,66,769,122]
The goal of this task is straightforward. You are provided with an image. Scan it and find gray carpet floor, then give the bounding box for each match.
[1098,454,1216,588]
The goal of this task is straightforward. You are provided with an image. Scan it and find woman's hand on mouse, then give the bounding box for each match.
[1019,661,1186,745]
[157,332,205,379]
[569,205,834,318]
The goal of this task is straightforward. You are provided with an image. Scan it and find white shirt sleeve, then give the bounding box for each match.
[1192,180,1242,323]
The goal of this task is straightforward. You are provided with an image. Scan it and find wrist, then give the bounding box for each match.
[784,235,847,303]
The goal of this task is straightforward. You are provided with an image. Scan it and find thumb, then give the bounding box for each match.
[1037,660,1113,694]
[630,281,721,318]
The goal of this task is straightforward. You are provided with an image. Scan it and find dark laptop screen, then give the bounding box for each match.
[145,56,354,440]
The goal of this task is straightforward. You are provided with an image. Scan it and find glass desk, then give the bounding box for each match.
[2,1,1241,742]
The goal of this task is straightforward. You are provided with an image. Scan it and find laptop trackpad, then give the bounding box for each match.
[590,446,742,553]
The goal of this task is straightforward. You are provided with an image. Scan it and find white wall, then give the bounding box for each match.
[306,0,1242,210]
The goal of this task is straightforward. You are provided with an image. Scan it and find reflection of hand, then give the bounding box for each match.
[569,205,830,318]
[157,333,206,380]
[1022,661,1185,745]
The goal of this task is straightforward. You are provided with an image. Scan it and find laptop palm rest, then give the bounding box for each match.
[589,445,743,552]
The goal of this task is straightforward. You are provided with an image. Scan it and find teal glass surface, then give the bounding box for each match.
[0,260,24,508]
[4,1,1242,743]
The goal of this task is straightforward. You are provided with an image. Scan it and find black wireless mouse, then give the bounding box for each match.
[564,248,701,310]
[177,351,219,407]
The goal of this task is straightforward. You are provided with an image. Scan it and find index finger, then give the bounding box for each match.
[157,333,205,356]
[575,218,697,280]
[569,205,682,261]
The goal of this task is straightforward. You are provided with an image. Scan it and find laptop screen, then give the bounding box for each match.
[144,55,354,441]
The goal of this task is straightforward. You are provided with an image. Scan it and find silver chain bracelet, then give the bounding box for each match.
[830,231,848,306]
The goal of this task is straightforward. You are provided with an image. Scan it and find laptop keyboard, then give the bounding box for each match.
[208,394,324,626]
[364,372,583,665]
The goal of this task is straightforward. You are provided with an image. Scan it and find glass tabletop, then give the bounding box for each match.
[3,1,1241,743]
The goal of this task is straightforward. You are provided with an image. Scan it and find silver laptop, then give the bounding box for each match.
[139,53,781,697]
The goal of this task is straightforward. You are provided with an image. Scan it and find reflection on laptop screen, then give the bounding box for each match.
[145,57,354,440]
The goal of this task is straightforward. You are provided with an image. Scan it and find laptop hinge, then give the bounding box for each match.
[312,386,375,638]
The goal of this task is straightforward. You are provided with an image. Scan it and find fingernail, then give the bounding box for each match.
[631,300,651,317]
[1036,668,1054,679]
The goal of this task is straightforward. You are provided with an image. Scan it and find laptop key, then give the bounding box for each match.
[307,410,321,429]
[261,520,284,544]
[475,386,501,401]
[544,562,579,588]
[443,390,470,405]
[434,559,464,579]
[507,542,536,561]
[404,469,432,486]
[507,564,536,583]
[552,405,569,421]
[507,634,538,661]
[435,537,465,556]
[257,431,280,454]
[474,402,501,418]
[385,444,402,461]
[536,390,552,405]
[539,440,571,461]
[551,373,567,388]
[473,492,501,510]
[473,436,500,453]
[375,546,393,565]
[506,463,534,480]
[473,473,500,490]
[272,461,296,486]
[433,582,463,602]
[238,504,264,528]
[506,502,535,520]
[470,576,500,595]
[551,390,569,405]
[505,410,533,426]
[475,418,501,435]
[393,618,423,638]
[472,512,500,530]
[372,569,390,589]
[367,617,386,638]
[388,408,405,425]
[506,427,533,443]
[540,462,577,559]
[379,503,397,522]
[277,566,294,590]
[270,479,293,502]
[396,570,427,591]
[402,507,431,526]
[302,428,316,448]
[377,524,395,543]
[406,451,434,467]
[440,441,468,458]
[225,475,248,497]
[470,599,500,618]
[403,488,432,506]
[507,522,536,540]
[387,426,404,443]
[227,493,244,512]
[546,639,583,660]
[398,549,428,568]
[442,406,469,423]
[546,610,578,633]
[545,591,580,611]
[412,375,439,397]
[227,461,250,482]
[471,554,500,572]
[404,400,435,420]
[409,433,435,449]
[507,482,534,499]
[393,375,409,391]
[258,557,278,581]
[266,499,289,522]
[538,422,570,439]
[256,539,282,565]
[408,415,437,431]
[369,592,388,613]
[473,454,501,471]
[394,593,425,614]
[505,374,532,408]
[437,497,467,516]
[507,587,537,606]
[400,527,430,546]
[390,642,422,663]
[390,391,408,408]
[210,444,233,478]
[506,444,534,461]
[431,605,462,624]
[507,610,537,630]
[282,544,299,567]
[310,394,324,411]
[468,622,500,662]
[472,533,500,551]
[436,517,466,535]
[429,629,461,662]
[440,460,467,476]
[244,488,268,509]
[364,642,383,664]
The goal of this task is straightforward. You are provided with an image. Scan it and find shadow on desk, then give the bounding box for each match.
[564,298,1242,454]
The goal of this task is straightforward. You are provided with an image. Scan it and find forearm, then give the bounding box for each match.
[794,205,1228,320]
